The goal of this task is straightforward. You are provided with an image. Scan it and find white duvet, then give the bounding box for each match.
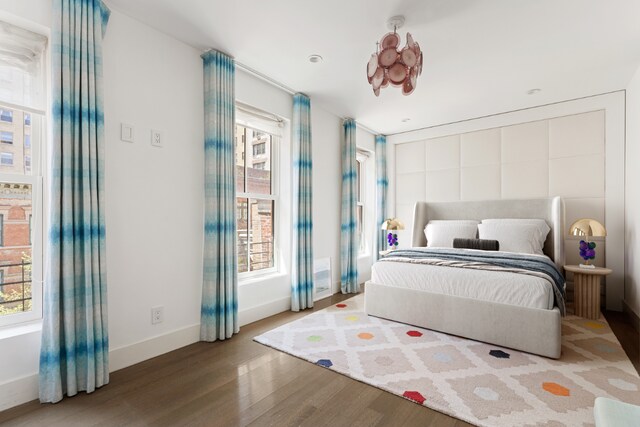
[371,252,555,310]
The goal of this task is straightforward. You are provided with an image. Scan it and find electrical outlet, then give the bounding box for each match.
[151,129,163,148]
[151,306,164,324]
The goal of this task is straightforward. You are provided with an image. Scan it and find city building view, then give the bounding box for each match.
[235,124,275,273]
[0,106,33,315]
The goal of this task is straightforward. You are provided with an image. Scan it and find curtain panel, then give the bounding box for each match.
[291,93,314,311]
[200,50,239,341]
[340,119,359,294]
[40,0,111,403]
[375,135,388,259]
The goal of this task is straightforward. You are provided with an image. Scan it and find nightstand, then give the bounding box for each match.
[564,265,612,319]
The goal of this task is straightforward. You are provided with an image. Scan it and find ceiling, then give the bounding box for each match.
[106,0,640,135]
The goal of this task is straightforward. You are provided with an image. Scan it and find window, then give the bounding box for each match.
[0,19,46,324]
[0,153,13,166]
[1,130,12,144]
[0,109,12,122]
[253,142,266,156]
[356,151,370,254]
[235,124,276,274]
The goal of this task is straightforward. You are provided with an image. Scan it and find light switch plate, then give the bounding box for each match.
[151,129,163,148]
[121,123,134,142]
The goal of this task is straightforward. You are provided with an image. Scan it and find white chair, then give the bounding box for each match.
[594,397,640,427]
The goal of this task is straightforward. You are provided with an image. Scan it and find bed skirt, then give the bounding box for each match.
[364,281,562,359]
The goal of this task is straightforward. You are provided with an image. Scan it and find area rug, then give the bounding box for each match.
[254,295,640,427]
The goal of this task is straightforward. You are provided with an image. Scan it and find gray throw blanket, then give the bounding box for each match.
[380,248,566,315]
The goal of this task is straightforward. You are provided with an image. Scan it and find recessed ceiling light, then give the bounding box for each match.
[308,54,323,63]
[527,88,541,95]
[401,118,411,122]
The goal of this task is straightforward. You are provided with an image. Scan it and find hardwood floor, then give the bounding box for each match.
[1,295,638,427]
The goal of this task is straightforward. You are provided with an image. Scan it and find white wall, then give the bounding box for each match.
[625,67,640,320]
[388,92,626,311]
[0,2,377,411]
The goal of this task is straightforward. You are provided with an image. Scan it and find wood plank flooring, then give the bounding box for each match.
[1,294,638,427]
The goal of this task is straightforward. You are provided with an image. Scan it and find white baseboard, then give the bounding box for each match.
[0,296,296,412]
[239,296,290,326]
[0,373,39,412]
[109,323,201,372]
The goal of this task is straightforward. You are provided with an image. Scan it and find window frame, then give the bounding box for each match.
[235,123,279,281]
[356,150,370,255]
[0,66,46,328]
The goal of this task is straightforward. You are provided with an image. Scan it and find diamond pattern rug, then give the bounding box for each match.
[254,295,640,427]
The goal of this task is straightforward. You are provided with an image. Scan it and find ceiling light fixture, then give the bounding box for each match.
[366,15,423,97]
[527,88,541,95]
[308,54,323,63]
[401,118,411,122]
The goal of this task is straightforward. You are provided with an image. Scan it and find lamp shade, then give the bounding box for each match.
[569,218,606,238]
[381,218,405,231]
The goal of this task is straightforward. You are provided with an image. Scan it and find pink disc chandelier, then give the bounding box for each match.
[367,16,423,96]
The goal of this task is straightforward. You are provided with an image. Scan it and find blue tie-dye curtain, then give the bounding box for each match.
[291,94,314,311]
[375,135,388,259]
[200,50,238,341]
[341,119,359,294]
[39,0,111,403]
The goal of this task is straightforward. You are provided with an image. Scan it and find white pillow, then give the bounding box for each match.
[478,222,548,255]
[424,220,479,248]
[481,219,550,254]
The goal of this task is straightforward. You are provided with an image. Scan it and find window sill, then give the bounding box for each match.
[239,271,287,286]
[0,319,42,340]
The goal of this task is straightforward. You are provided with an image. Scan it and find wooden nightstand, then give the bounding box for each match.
[564,265,612,320]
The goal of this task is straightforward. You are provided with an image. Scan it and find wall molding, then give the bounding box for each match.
[388,91,626,311]
[0,296,296,412]
[622,299,640,333]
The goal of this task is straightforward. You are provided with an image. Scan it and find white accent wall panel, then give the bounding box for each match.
[390,92,624,311]
[394,110,609,302]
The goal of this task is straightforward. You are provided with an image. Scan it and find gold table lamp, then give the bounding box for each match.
[569,218,606,269]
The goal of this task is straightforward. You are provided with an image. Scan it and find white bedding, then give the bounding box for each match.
[371,252,555,310]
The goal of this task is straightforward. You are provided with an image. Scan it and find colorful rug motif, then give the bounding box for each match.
[254,295,640,427]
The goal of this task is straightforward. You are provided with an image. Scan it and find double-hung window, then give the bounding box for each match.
[356,150,370,254]
[235,109,281,277]
[0,20,46,325]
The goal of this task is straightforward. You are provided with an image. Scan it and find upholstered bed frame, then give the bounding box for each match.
[364,197,565,359]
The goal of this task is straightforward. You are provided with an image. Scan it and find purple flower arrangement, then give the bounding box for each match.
[387,232,398,249]
[579,240,596,262]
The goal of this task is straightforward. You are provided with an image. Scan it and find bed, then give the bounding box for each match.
[364,197,565,359]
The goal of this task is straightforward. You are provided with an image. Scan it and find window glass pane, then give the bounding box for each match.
[249,198,274,271]
[0,107,36,175]
[0,109,12,122]
[357,204,363,250]
[0,131,12,144]
[235,125,246,193]
[246,130,271,195]
[236,197,248,273]
[0,183,32,316]
[356,160,361,202]
[0,152,12,165]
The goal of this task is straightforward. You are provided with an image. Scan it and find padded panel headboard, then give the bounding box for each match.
[411,197,565,268]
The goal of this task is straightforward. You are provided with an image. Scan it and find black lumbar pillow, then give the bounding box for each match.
[453,238,499,251]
